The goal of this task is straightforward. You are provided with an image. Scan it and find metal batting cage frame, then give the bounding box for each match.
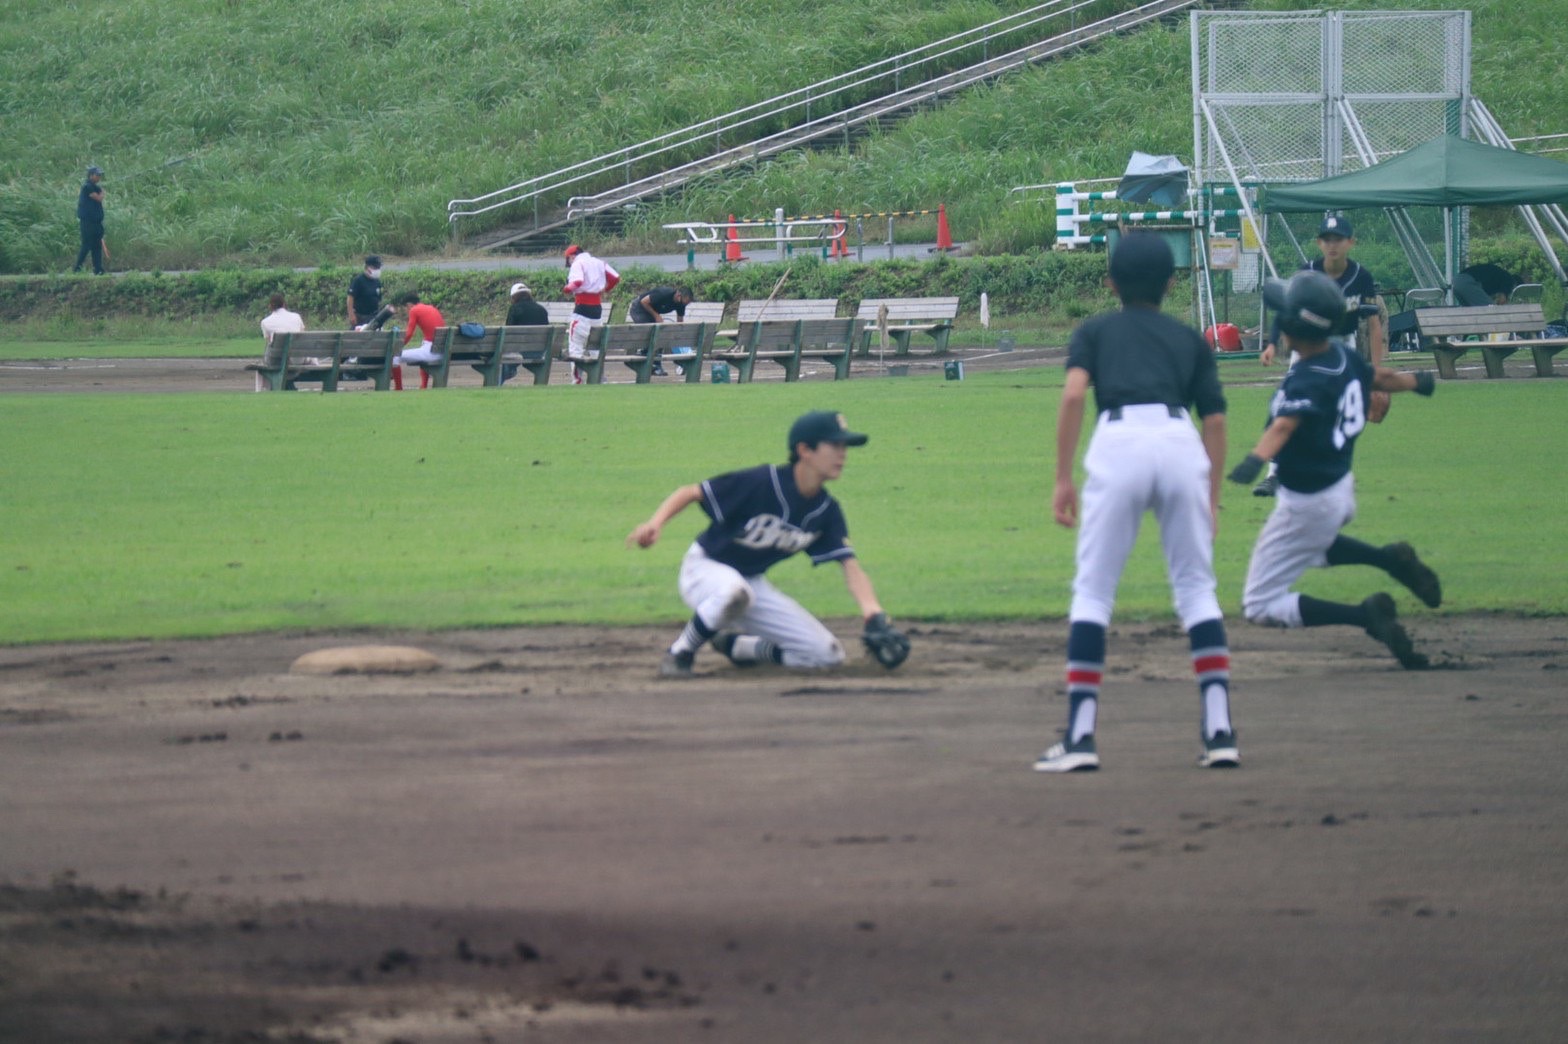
[1190,9,1472,332]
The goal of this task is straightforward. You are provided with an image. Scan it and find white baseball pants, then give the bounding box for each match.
[1242,472,1356,628]
[1070,405,1221,629]
[678,544,845,668]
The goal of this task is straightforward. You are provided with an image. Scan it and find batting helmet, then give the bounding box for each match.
[1264,271,1354,340]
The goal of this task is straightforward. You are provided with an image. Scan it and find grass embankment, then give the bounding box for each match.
[4,368,1562,644]
[4,0,1564,275]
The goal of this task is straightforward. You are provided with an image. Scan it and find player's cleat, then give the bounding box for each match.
[1199,729,1240,769]
[1361,593,1429,669]
[1033,734,1099,773]
[651,363,668,377]
[658,650,694,678]
[1252,473,1280,497]
[1383,542,1442,608]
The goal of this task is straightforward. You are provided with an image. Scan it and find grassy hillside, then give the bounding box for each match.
[2,0,1564,275]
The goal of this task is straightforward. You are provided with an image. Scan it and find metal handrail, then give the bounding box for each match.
[447,0,1196,239]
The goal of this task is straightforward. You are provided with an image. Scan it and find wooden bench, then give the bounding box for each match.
[418,325,559,387]
[710,318,858,382]
[1414,303,1568,379]
[854,297,959,356]
[717,298,838,341]
[246,330,398,391]
[580,322,715,384]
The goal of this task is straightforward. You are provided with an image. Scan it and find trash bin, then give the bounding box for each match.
[711,362,730,384]
[944,360,964,381]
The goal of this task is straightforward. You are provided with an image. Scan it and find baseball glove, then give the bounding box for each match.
[1368,390,1391,424]
[862,613,911,670]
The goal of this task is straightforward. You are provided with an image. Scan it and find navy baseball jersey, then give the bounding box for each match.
[1268,340,1373,493]
[696,464,853,575]
[1279,259,1378,353]
[1066,307,1227,418]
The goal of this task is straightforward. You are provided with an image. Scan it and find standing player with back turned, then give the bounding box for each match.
[626,411,910,678]
[1227,271,1441,669]
[1036,233,1237,773]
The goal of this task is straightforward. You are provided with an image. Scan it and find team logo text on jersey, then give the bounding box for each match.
[736,514,818,553]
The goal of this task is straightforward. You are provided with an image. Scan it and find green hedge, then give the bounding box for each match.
[0,252,1120,326]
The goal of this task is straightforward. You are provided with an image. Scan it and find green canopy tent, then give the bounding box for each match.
[1261,135,1568,296]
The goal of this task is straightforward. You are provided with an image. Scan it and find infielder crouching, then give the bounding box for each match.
[626,411,910,677]
[1228,271,1441,669]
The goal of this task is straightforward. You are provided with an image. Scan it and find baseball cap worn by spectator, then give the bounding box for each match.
[789,411,869,451]
[510,282,531,296]
[86,165,104,176]
[1318,215,1354,238]
[365,254,383,269]
[1108,232,1175,284]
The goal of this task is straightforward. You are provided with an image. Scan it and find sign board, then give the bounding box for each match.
[1209,238,1240,270]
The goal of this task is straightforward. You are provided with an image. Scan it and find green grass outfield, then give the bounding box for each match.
[4,368,1564,644]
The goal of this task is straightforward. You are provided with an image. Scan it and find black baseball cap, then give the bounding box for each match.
[365,254,383,268]
[86,165,104,176]
[788,411,868,451]
[1108,232,1174,284]
[1317,215,1354,239]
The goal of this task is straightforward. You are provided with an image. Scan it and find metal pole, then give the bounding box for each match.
[887,217,895,260]
[776,207,786,263]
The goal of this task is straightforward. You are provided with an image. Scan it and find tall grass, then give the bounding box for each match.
[2,0,1564,274]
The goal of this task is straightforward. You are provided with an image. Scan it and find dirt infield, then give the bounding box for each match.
[3,616,1566,1042]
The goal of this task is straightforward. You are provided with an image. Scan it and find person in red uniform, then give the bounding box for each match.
[392,291,445,389]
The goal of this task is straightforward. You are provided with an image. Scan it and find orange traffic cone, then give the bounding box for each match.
[829,209,849,259]
[935,203,955,252]
[725,215,748,263]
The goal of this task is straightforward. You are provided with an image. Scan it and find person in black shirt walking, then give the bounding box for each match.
[73,166,107,275]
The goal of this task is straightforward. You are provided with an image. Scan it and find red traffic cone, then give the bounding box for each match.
[829,208,848,259]
[725,215,749,263]
[935,203,955,252]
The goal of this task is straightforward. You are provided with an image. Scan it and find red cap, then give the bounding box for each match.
[563,244,582,259]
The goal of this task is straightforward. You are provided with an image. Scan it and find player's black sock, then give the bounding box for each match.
[1325,535,1387,569]
[1298,595,1366,628]
[1187,618,1233,739]
[670,614,717,656]
[1064,621,1105,744]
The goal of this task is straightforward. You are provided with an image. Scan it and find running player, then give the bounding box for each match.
[1227,271,1440,669]
[1254,214,1385,495]
[626,411,897,677]
[1035,233,1236,773]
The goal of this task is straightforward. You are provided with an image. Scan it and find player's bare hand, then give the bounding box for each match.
[626,522,660,548]
[1052,481,1079,529]
[1260,342,1277,366]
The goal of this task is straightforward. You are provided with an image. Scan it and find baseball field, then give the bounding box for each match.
[3,351,1567,1040]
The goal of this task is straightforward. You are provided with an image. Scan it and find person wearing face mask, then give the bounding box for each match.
[347,255,386,330]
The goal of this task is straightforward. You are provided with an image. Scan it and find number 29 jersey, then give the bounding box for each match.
[1269,340,1374,494]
